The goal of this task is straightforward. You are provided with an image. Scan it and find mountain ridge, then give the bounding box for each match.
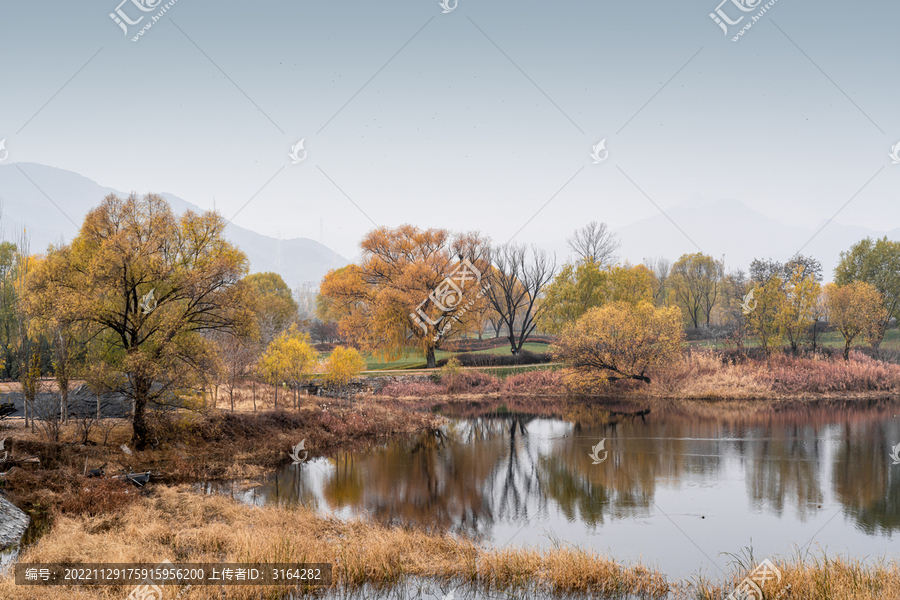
[0,163,349,287]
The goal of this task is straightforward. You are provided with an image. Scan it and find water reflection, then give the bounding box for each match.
[204,399,900,576]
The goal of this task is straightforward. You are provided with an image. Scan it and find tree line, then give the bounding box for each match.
[318,221,900,373]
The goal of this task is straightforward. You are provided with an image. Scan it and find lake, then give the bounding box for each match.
[200,399,900,582]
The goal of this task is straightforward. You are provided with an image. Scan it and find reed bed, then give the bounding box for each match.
[1,485,899,599]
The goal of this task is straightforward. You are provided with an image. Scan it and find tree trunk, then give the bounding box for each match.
[253,380,256,412]
[60,386,68,424]
[131,377,152,450]
[843,341,851,361]
[274,383,278,408]
[426,347,436,369]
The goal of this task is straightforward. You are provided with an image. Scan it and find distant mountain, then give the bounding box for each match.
[615,198,900,281]
[0,163,349,287]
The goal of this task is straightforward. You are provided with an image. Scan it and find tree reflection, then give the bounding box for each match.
[214,398,900,545]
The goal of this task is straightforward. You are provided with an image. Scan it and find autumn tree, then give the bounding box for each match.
[824,281,886,360]
[245,272,299,345]
[319,226,490,368]
[258,324,318,407]
[24,193,254,449]
[834,237,900,348]
[324,346,367,398]
[781,263,822,353]
[670,253,724,327]
[746,276,787,359]
[0,239,19,379]
[553,302,683,387]
[539,261,652,334]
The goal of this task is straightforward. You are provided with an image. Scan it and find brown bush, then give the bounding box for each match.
[502,369,565,393]
[758,351,900,393]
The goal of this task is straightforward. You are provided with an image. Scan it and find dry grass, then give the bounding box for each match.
[375,349,900,402]
[1,485,898,599]
[628,350,900,400]
[380,370,567,399]
[210,380,305,412]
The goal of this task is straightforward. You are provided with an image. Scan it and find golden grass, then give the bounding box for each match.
[2,485,898,599]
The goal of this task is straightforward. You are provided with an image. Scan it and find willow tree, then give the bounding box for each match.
[553,301,683,388]
[319,225,490,368]
[25,193,254,449]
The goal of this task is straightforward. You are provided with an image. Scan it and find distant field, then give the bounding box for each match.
[335,328,900,372]
[364,340,552,371]
[689,328,900,350]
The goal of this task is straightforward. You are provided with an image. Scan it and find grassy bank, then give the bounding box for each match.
[0,398,441,516]
[1,484,898,599]
[375,350,900,402]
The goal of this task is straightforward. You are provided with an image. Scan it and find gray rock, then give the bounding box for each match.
[0,495,30,551]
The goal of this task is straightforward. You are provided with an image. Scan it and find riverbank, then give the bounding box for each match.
[1,484,898,599]
[0,400,442,516]
[375,349,900,402]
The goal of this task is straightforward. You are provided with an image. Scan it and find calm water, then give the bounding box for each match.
[202,399,900,580]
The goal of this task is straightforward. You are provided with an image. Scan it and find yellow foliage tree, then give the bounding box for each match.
[324,346,367,398]
[258,324,318,407]
[539,261,653,334]
[553,302,683,389]
[747,276,787,359]
[824,281,887,360]
[24,194,254,449]
[319,225,490,368]
[780,263,821,352]
[670,253,724,328]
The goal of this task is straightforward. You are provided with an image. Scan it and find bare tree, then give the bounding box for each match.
[214,332,258,411]
[566,221,620,267]
[31,383,62,443]
[486,244,556,354]
[643,256,672,306]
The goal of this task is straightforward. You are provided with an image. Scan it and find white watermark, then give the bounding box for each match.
[408,258,488,343]
[740,289,757,315]
[438,0,457,14]
[890,442,900,466]
[0,139,7,164]
[726,559,791,600]
[589,138,608,164]
[889,142,900,164]
[126,560,172,600]
[289,439,308,465]
[709,0,781,42]
[110,0,182,43]
[140,289,157,315]
[588,439,608,464]
[0,438,7,463]
[289,139,307,164]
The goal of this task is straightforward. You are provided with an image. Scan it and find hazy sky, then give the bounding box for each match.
[1,0,898,260]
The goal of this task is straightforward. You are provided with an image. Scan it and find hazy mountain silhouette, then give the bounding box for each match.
[0,163,348,287]
[615,198,899,280]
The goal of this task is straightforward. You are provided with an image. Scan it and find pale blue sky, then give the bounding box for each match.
[1,0,898,260]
